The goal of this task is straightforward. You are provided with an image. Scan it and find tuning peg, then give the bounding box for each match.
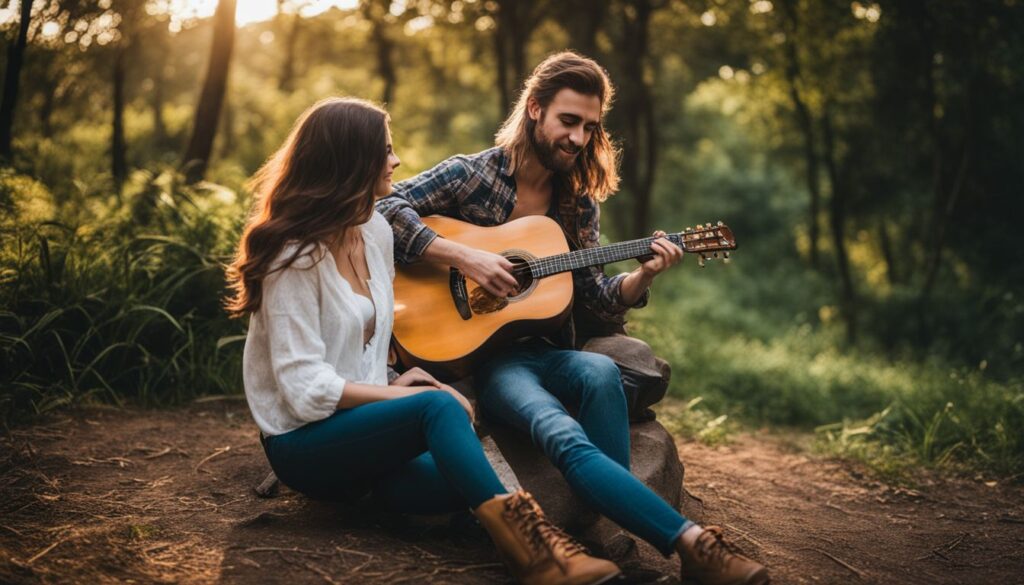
[717,220,724,226]
[705,222,711,228]
[713,252,718,258]
[685,226,692,232]
[724,252,730,258]
[698,254,706,267]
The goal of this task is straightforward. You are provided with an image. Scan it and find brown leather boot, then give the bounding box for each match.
[473,490,622,585]
[677,526,769,585]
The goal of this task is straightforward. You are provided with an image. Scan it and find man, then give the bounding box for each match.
[377,52,769,585]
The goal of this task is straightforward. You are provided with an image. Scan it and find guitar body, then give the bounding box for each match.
[393,215,574,380]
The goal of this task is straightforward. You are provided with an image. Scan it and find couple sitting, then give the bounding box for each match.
[227,52,769,585]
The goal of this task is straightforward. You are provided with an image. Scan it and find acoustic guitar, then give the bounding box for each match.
[392,215,737,379]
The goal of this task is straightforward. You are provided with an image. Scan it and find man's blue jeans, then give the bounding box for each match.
[476,339,694,555]
[262,390,507,515]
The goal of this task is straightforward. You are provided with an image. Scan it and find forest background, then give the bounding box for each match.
[1,0,1021,480]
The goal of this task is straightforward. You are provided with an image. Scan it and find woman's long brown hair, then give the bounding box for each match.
[225,97,389,317]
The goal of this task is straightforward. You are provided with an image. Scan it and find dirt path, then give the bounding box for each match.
[1,400,1022,584]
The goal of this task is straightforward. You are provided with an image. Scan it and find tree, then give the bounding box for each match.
[777,0,822,269]
[181,0,237,184]
[611,0,663,237]
[360,0,397,105]
[0,0,35,161]
[490,0,545,115]
[275,0,306,92]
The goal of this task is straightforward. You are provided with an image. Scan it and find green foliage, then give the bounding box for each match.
[0,169,246,424]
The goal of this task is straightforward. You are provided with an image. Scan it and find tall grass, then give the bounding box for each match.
[0,169,246,425]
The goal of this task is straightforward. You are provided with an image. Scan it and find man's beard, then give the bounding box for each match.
[529,119,580,173]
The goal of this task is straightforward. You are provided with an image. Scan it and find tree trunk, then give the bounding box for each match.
[920,139,970,301]
[112,48,127,192]
[821,104,857,343]
[509,0,530,95]
[492,0,539,113]
[371,17,396,105]
[0,0,34,161]
[564,0,606,57]
[494,13,510,116]
[779,0,821,269]
[918,7,973,304]
[618,0,657,237]
[219,96,234,159]
[878,220,899,286]
[278,7,301,92]
[182,0,237,184]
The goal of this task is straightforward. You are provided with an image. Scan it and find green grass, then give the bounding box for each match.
[632,257,1024,478]
[0,168,247,425]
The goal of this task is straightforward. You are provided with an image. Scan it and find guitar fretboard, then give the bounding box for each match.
[528,234,685,278]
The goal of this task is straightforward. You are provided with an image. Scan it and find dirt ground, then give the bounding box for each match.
[1,399,1022,585]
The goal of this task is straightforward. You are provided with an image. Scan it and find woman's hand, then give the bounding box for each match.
[390,368,475,422]
[392,367,441,388]
[436,384,476,423]
[391,384,476,423]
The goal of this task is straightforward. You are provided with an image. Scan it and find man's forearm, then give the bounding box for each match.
[421,236,466,265]
[619,268,654,307]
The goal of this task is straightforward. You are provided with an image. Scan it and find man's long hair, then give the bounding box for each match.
[495,51,620,203]
[225,97,389,317]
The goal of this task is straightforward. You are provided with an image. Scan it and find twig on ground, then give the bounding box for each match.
[26,535,70,564]
[915,532,968,561]
[240,546,331,557]
[142,447,172,460]
[800,547,865,578]
[335,546,375,558]
[254,471,279,498]
[194,446,231,473]
[272,550,340,585]
[723,523,769,553]
[411,544,440,559]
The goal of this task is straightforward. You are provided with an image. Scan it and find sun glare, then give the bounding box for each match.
[160,0,359,27]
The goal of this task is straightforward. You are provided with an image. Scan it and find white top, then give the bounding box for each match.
[242,211,395,436]
[351,288,376,340]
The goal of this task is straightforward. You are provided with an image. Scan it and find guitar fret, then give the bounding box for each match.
[527,230,714,279]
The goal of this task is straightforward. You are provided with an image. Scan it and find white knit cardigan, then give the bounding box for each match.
[242,211,395,436]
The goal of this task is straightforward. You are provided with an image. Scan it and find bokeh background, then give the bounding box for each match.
[1,0,1021,478]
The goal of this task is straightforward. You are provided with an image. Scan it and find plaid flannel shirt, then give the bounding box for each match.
[375,147,649,319]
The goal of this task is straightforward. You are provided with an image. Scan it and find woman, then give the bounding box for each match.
[225,97,621,585]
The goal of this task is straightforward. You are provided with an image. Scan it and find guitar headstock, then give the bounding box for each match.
[673,221,737,267]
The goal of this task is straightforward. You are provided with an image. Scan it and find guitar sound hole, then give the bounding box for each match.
[467,253,537,315]
[506,254,536,300]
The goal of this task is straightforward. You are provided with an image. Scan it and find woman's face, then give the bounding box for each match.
[373,125,401,199]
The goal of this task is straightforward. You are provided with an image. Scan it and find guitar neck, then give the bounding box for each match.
[529,234,684,278]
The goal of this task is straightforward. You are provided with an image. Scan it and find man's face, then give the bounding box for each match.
[529,88,602,173]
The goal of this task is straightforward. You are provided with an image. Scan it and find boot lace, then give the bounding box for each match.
[690,525,742,570]
[505,492,589,560]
